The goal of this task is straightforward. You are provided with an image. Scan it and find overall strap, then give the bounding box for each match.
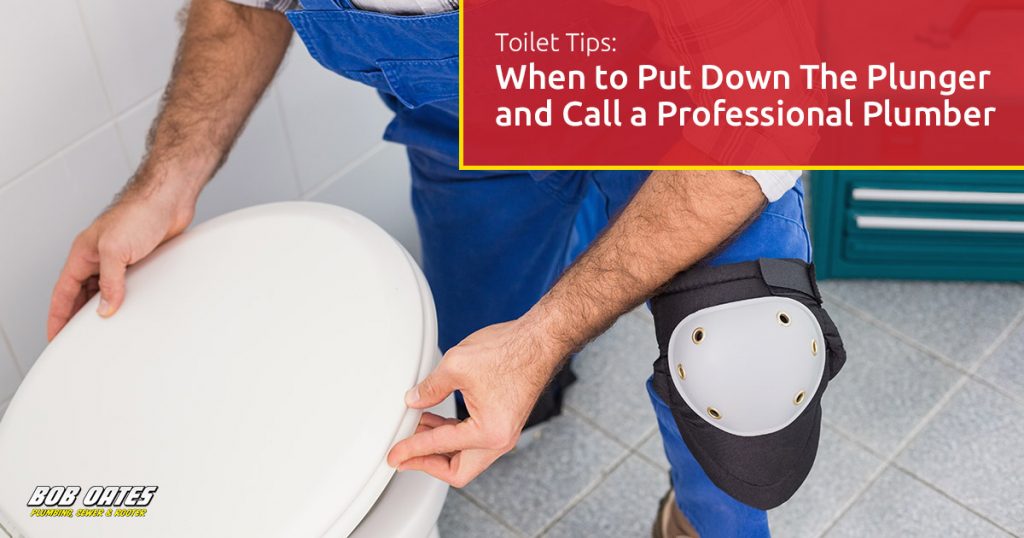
[297,0,350,10]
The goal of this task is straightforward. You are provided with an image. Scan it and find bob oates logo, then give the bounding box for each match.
[27,486,157,518]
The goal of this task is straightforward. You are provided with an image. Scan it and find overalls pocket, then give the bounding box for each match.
[286,7,459,86]
[379,57,460,110]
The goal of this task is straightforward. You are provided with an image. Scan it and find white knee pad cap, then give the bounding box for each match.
[666,296,825,437]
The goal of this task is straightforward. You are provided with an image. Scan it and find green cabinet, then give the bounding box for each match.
[810,172,1024,281]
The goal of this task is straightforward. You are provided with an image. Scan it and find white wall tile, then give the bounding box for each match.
[0,127,131,372]
[0,0,112,184]
[0,329,21,404]
[275,41,394,191]
[311,142,420,260]
[77,0,184,114]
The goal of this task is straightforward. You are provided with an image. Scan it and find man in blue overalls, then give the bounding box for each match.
[47,1,844,536]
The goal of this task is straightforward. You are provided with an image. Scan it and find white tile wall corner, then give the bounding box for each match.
[0,127,132,372]
[311,142,421,260]
[275,40,394,191]
[0,0,112,184]
[77,0,185,114]
[0,329,21,404]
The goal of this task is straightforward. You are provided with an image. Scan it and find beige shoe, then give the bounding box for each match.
[652,489,700,538]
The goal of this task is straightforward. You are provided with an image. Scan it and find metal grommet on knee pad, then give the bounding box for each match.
[777,311,791,326]
[665,296,826,437]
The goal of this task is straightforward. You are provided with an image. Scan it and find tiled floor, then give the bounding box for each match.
[436,280,1024,537]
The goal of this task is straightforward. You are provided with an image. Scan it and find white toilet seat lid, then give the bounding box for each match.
[0,202,437,537]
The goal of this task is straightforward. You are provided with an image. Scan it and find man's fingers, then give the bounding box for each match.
[70,288,89,323]
[418,411,460,429]
[405,365,458,409]
[47,246,99,340]
[396,454,456,481]
[96,239,129,318]
[387,421,482,467]
[398,450,495,488]
[412,414,461,458]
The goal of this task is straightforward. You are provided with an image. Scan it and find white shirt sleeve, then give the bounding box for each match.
[738,170,802,202]
[225,0,299,11]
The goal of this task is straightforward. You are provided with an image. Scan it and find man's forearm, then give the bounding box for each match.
[123,0,293,213]
[524,171,767,362]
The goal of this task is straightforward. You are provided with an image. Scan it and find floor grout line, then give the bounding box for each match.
[532,449,634,537]
[956,367,1024,409]
[888,463,1019,536]
[628,425,660,450]
[630,448,669,474]
[819,420,889,462]
[449,490,527,537]
[630,428,670,472]
[824,292,971,367]
[801,423,886,537]
[815,457,891,538]
[561,405,647,454]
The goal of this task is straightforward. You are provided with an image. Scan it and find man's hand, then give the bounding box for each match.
[388,171,767,487]
[45,0,292,339]
[387,317,568,487]
[46,185,195,340]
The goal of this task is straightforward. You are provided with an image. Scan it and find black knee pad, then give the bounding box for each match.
[650,259,846,510]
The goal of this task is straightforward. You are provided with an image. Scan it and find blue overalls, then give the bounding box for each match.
[288,3,811,535]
